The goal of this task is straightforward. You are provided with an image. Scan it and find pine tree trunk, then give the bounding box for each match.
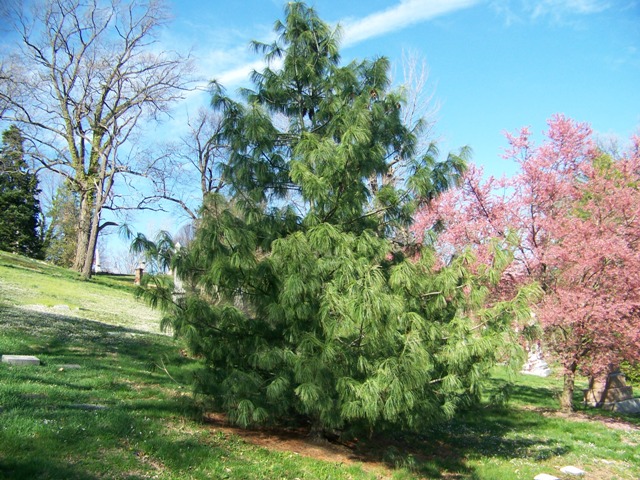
[560,363,577,412]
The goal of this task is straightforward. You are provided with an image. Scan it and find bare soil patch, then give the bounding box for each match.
[204,413,394,476]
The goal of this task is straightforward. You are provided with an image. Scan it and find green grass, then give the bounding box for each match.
[0,251,160,330]
[1,250,639,479]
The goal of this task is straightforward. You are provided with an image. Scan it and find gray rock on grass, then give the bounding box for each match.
[58,364,81,369]
[610,398,640,414]
[2,355,41,365]
[68,404,107,411]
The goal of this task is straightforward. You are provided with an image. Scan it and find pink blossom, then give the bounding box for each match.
[413,116,640,382]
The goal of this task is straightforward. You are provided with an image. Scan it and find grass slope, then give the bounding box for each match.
[0,251,638,479]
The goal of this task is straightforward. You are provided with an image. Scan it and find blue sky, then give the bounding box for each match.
[108,0,638,268]
[161,0,639,179]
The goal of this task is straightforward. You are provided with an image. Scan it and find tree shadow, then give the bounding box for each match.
[509,383,562,405]
[0,304,176,361]
[342,405,570,478]
[0,304,196,404]
[0,458,101,480]
[0,305,229,478]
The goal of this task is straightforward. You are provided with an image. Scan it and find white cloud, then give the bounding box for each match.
[341,0,480,46]
[491,0,612,25]
[489,0,524,26]
[531,0,610,19]
[216,59,278,86]
[211,0,479,87]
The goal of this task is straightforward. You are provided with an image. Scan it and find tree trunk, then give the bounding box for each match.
[81,218,99,279]
[81,200,103,279]
[73,191,93,273]
[560,363,577,412]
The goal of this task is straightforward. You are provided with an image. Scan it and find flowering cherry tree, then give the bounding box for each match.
[413,115,640,411]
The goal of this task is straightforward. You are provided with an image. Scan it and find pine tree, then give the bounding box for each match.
[43,181,80,267]
[142,2,536,435]
[0,125,43,257]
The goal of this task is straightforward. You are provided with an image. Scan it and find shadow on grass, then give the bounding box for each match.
[508,384,561,406]
[0,404,223,479]
[0,304,172,357]
[0,304,196,388]
[0,458,101,480]
[346,403,570,479]
[0,305,234,479]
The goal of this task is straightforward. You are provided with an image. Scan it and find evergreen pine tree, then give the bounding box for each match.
[0,125,43,257]
[43,182,80,267]
[142,2,537,435]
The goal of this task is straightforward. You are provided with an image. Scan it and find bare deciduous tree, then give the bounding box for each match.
[367,51,442,201]
[0,0,192,277]
[398,50,440,152]
[146,107,228,220]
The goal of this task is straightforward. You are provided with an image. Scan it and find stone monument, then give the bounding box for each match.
[521,343,552,377]
[134,262,145,285]
[584,371,634,408]
[2,355,41,365]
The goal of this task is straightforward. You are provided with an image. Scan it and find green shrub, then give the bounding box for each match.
[621,361,640,387]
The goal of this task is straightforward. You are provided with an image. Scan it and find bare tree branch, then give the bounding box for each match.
[146,107,229,219]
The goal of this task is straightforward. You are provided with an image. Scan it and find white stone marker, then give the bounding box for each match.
[58,364,81,369]
[560,466,585,476]
[521,345,552,377]
[2,355,40,365]
[534,474,560,480]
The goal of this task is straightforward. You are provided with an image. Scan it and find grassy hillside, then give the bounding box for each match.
[0,251,638,479]
[0,251,160,331]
